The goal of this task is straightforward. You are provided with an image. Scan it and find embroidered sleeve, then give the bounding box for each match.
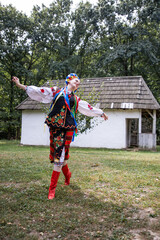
[78,99,103,117]
[26,86,58,103]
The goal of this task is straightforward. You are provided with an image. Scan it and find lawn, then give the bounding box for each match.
[0,140,160,240]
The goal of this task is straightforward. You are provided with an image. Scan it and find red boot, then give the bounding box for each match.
[48,171,60,199]
[62,164,71,185]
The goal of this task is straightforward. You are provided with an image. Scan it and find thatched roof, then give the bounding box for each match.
[16,76,160,110]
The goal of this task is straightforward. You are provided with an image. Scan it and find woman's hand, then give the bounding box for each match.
[12,76,20,85]
[101,113,108,121]
[12,76,26,90]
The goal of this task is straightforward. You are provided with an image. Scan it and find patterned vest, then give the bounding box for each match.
[45,90,79,129]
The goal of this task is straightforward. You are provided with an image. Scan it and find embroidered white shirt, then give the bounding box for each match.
[26,86,103,117]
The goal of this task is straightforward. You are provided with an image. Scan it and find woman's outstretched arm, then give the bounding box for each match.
[12,76,26,90]
[12,76,57,103]
[78,99,108,121]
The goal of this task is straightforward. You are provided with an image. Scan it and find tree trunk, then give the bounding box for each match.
[8,76,14,139]
[130,56,133,75]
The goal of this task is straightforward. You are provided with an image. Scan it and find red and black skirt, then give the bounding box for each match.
[49,127,74,165]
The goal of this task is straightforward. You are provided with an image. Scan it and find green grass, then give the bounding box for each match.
[0,140,160,240]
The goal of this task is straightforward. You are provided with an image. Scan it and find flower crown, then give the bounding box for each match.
[65,73,80,85]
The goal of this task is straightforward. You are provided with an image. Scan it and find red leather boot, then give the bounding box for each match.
[48,171,60,199]
[62,164,71,185]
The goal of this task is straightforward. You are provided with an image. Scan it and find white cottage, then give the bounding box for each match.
[16,76,160,149]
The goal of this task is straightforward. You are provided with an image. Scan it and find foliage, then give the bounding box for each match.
[0,4,33,138]
[0,0,159,139]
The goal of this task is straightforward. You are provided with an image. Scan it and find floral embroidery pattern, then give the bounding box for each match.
[51,105,66,126]
[47,105,66,127]
[51,87,55,92]
[51,87,57,96]
[54,134,64,148]
[41,89,44,93]
[88,104,93,110]
[49,129,65,163]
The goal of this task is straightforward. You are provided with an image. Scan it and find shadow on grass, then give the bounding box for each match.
[1,179,159,240]
[1,140,160,239]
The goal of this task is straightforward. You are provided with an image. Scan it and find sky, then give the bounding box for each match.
[0,0,98,15]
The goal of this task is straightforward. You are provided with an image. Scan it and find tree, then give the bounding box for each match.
[0,0,159,141]
[0,4,33,138]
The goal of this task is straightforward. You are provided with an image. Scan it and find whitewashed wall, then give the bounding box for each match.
[21,110,50,146]
[21,109,140,148]
[71,110,140,149]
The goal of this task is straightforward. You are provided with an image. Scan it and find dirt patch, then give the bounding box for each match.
[0,180,41,189]
[130,229,160,240]
[131,208,155,219]
[129,208,160,240]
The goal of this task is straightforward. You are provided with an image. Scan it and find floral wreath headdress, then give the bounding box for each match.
[65,73,80,85]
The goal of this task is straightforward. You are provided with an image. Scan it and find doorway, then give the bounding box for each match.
[126,119,139,148]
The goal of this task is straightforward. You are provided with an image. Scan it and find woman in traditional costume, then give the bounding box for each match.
[12,73,108,199]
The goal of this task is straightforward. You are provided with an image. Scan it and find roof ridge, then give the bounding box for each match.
[81,76,142,80]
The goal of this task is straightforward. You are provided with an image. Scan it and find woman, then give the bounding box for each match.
[12,73,108,199]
